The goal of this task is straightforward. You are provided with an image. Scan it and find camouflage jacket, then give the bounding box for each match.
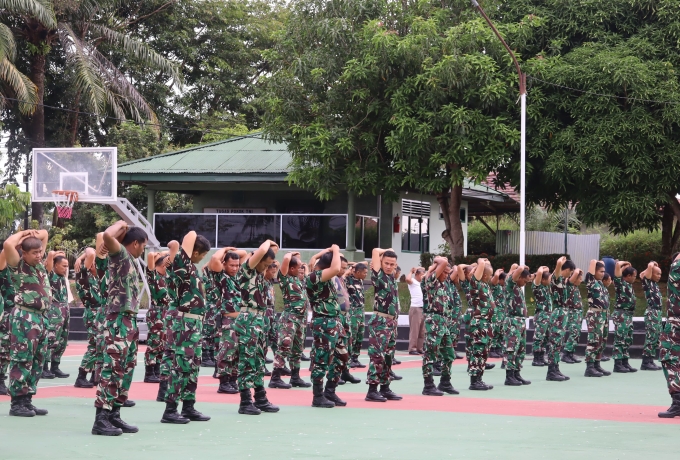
[531,283,552,313]
[491,283,506,315]
[10,260,51,311]
[106,246,141,315]
[422,273,450,317]
[565,282,583,311]
[213,271,241,315]
[0,266,16,312]
[505,278,527,317]
[145,268,171,310]
[95,257,109,301]
[614,276,635,311]
[469,275,495,321]
[371,268,399,317]
[48,271,68,305]
[307,269,340,317]
[585,273,609,311]
[550,274,568,310]
[280,274,307,316]
[667,258,680,326]
[345,275,365,310]
[236,259,267,311]
[447,279,463,317]
[460,279,472,305]
[641,278,662,311]
[172,248,206,315]
[75,266,103,310]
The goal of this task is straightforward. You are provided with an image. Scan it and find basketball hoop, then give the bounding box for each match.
[52,190,79,219]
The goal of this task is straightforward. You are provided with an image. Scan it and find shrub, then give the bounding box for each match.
[600,230,662,260]
[454,254,570,271]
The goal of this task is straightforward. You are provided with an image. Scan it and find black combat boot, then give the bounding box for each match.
[9,395,35,417]
[546,364,567,381]
[253,386,279,412]
[422,376,444,396]
[432,362,442,376]
[485,362,495,370]
[341,369,360,384]
[0,374,8,395]
[91,407,123,436]
[658,393,680,418]
[352,356,366,368]
[301,352,311,362]
[218,375,237,394]
[213,364,219,379]
[201,349,215,367]
[156,380,168,402]
[161,400,190,424]
[265,356,274,364]
[365,384,387,402]
[389,370,403,381]
[561,351,576,364]
[532,352,545,367]
[584,362,603,377]
[290,368,311,388]
[110,406,138,432]
[268,368,292,389]
[312,383,335,408]
[514,370,531,385]
[437,376,459,395]
[600,355,611,362]
[25,395,48,415]
[281,366,292,376]
[622,358,637,372]
[263,366,272,376]
[488,347,501,358]
[641,356,662,371]
[123,399,135,407]
[181,400,211,421]
[555,364,570,380]
[571,353,582,363]
[338,376,345,385]
[595,361,611,376]
[50,361,69,378]
[613,359,629,373]
[144,365,160,383]
[75,368,95,388]
[41,362,55,379]
[505,369,522,386]
[238,389,261,415]
[469,375,493,391]
[154,363,161,379]
[500,360,506,369]
[380,384,402,400]
[393,357,401,365]
[324,382,347,406]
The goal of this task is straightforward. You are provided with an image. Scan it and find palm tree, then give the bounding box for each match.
[1,0,181,223]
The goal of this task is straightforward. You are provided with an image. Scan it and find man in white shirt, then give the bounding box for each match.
[406,267,426,355]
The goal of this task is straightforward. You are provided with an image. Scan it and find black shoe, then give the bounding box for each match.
[555,364,570,380]
[154,363,161,379]
[584,362,603,377]
[290,368,311,388]
[123,399,135,408]
[532,352,545,367]
[144,365,160,383]
[658,393,680,418]
[514,370,531,385]
[265,357,274,364]
[409,350,420,355]
[91,407,123,436]
[546,364,567,381]
[75,369,95,388]
[571,353,582,363]
[161,401,190,424]
[110,406,138,432]
[0,374,7,395]
[268,368,292,389]
[380,384,402,400]
[89,370,98,386]
[238,389,261,415]
[312,383,335,408]
[389,370,402,381]
[337,378,345,385]
[500,360,506,369]
[351,356,366,368]
[280,366,292,376]
[342,369,361,384]
[455,352,465,360]
[485,363,495,370]
[218,375,239,394]
[201,350,215,368]
[25,395,48,415]
[437,376,459,395]
[42,362,55,379]
[432,362,442,376]
[595,361,611,376]
[263,366,272,377]
[324,383,347,406]
[393,358,401,365]
[489,348,501,358]
[505,369,522,386]
[9,395,35,417]
[561,352,576,364]
[365,383,387,402]
[181,400,211,421]
[156,380,168,402]
[423,376,444,396]
[622,358,637,373]
[600,355,611,362]
[469,375,493,390]
[50,361,69,378]
[300,353,310,362]
[613,359,629,373]
[253,387,279,412]
[641,356,662,371]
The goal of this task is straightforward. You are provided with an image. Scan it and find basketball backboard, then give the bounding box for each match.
[31,147,117,202]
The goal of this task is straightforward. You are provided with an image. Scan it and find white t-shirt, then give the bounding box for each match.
[407,279,423,308]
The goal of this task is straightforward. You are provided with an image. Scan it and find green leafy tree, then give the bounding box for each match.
[0,183,31,238]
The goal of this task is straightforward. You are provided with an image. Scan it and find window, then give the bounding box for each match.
[355,215,379,254]
[154,214,217,248]
[218,215,280,247]
[282,215,347,249]
[401,199,430,253]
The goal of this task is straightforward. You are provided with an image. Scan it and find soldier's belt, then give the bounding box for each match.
[15,305,45,314]
[222,312,239,318]
[240,307,264,315]
[177,312,204,320]
[374,311,396,320]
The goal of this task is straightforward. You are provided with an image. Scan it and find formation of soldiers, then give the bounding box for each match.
[1,223,679,437]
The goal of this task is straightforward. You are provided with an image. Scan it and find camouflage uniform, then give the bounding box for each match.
[459,279,473,363]
[0,267,16,375]
[159,269,179,382]
[200,266,218,359]
[46,271,69,365]
[8,260,51,397]
[274,274,307,372]
[75,266,104,372]
[346,275,365,359]
[531,283,552,355]
[213,270,241,379]
[563,283,584,353]
[145,268,170,367]
[421,273,455,379]
[641,277,663,359]
[660,258,680,395]
[94,247,141,410]
[584,273,609,362]
[165,248,206,403]
[366,268,399,386]
[547,275,569,365]
[92,257,110,382]
[467,276,495,377]
[503,278,527,371]
[491,283,506,351]
[612,276,635,360]
[446,279,463,355]
[258,281,277,371]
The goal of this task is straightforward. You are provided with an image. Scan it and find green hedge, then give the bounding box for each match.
[420,253,569,271]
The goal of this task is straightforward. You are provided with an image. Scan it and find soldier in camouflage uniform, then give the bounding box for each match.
[233,239,279,415]
[199,264,217,369]
[531,266,552,366]
[346,263,367,368]
[489,271,506,359]
[91,222,148,436]
[658,252,680,418]
[74,248,100,388]
[561,269,584,364]
[0,251,16,395]
[612,261,638,373]
[157,243,180,402]
[160,232,212,424]
[446,268,464,366]
[4,230,50,417]
[546,256,576,382]
[467,258,495,390]
[44,251,70,379]
[365,248,402,402]
[143,252,171,384]
[584,260,612,377]
[260,262,279,376]
[640,261,663,371]
[503,266,531,386]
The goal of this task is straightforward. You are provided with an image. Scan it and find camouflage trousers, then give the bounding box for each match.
[201,306,217,353]
[463,308,473,363]
[166,316,202,403]
[643,308,663,358]
[311,315,348,386]
[503,316,526,371]
[8,307,48,397]
[45,302,69,364]
[491,310,506,350]
[144,306,164,366]
[79,308,99,372]
[216,316,239,378]
[585,309,607,362]
[422,313,454,379]
[94,312,138,410]
[366,314,397,386]
[233,311,266,391]
[0,309,11,375]
[547,307,569,365]
[348,307,365,359]
[264,308,278,355]
[612,309,634,360]
[274,311,305,370]
[92,308,106,381]
[532,310,551,354]
[563,309,583,353]
[467,318,492,377]
[660,322,680,395]
[160,309,179,381]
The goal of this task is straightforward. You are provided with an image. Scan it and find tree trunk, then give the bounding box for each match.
[68,91,81,147]
[28,52,47,226]
[663,201,680,258]
[437,184,465,260]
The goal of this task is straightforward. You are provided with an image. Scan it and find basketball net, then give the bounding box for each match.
[51,190,79,219]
